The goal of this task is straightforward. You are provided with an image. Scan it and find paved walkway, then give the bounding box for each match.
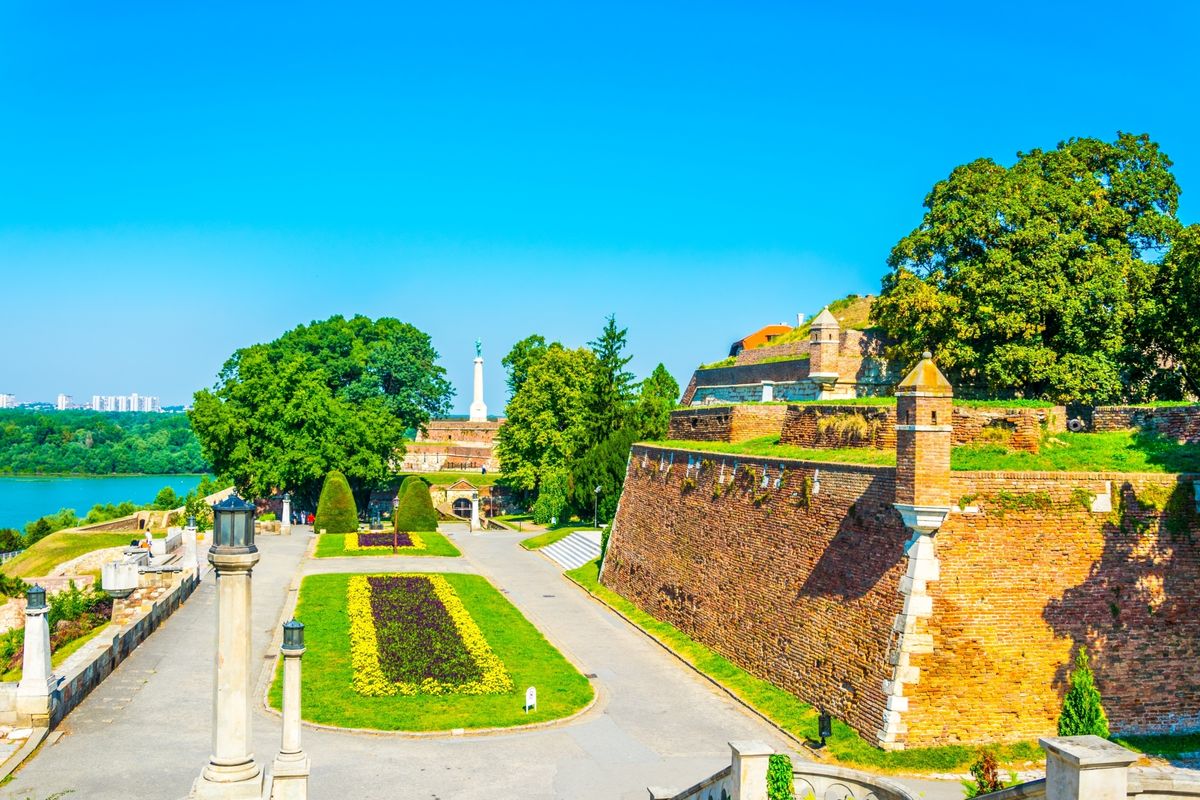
[2,523,960,800]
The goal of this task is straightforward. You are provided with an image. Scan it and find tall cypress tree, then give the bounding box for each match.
[584,315,635,445]
[1058,647,1110,738]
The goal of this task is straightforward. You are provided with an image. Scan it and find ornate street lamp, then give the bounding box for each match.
[192,493,263,798]
[26,584,46,611]
[817,709,832,748]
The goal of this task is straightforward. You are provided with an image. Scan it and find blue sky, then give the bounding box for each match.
[2,1,1198,411]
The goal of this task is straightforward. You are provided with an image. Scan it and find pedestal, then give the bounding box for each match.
[191,549,263,800]
[270,648,309,800]
[280,497,292,536]
[16,605,53,725]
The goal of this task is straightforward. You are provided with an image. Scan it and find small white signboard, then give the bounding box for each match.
[524,686,537,713]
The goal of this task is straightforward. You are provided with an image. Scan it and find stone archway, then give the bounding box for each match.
[452,498,472,517]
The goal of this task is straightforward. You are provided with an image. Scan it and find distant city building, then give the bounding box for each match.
[56,393,72,410]
[88,393,162,413]
[0,394,16,409]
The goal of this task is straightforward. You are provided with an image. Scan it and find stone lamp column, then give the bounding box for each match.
[280,493,292,535]
[16,584,54,725]
[192,494,263,800]
[270,620,309,800]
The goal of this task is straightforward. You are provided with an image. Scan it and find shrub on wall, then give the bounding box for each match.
[395,478,438,532]
[765,753,793,800]
[314,470,359,534]
[1058,647,1110,738]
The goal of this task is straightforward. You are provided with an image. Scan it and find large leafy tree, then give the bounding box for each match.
[500,334,548,400]
[495,343,597,495]
[190,315,452,506]
[629,363,680,440]
[872,132,1181,403]
[1143,225,1200,398]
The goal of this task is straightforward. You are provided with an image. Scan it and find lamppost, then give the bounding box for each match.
[281,492,292,534]
[16,583,53,725]
[192,493,262,799]
[593,485,602,528]
[271,619,309,799]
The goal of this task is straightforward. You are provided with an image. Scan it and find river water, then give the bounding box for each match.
[0,474,204,530]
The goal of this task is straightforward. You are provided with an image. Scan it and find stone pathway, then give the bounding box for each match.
[1,523,962,800]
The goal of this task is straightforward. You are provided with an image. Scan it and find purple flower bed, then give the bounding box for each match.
[358,532,414,548]
[367,576,482,686]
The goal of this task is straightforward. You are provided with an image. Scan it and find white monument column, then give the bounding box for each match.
[470,491,481,531]
[270,620,309,800]
[281,493,292,535]
[192,495,263,800]
[469,338,488,423]
[16,585,54,725]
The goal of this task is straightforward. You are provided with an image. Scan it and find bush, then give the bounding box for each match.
[0,528,23,552]
[1058,647,1110,738]
[961,749,1018,797]
[314,470,358,534]
[48,581,109,629]
[153,486,180,510]
[766,753,793,800]
[257,512,277,522]
[395,479,438,532]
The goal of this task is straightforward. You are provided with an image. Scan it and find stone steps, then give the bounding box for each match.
[540,531,602,571]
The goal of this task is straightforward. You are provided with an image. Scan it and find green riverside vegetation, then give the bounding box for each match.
[1,532,138,579]
[0,409,206,475]
[269,572,593,730]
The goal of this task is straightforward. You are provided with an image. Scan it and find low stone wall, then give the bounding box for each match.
[734,340,809,366]
[667,405,789,443]
[1093,405,1200,442]
[779,404,898,449]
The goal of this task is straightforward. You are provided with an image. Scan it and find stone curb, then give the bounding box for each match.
[0,727,48,782]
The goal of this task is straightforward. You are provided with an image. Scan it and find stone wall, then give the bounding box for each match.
[1093,406,1200,443]
[417,419,504,444]
[603,444,1200,748]
[779,405,898,449]
[734,340,809,366]
[667,405,789,443]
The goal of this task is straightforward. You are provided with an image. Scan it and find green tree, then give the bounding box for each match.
[501,334,548,400]
[568,427,637,524]
[189,315,452,505]
[0,529,23,552]
[1058,647,1110,738]
[395,477,438,532]
[584,315,635,444]
[496,344,597,495]
[153,486,180,510]
[630,363,680,440]
[531,469,570,525]
[314,470,359,534]
[872,132,1181,403]
[25,517,53,545]
[1143,224,1200,398]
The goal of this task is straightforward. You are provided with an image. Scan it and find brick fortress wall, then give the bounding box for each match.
[603,445,1200,747]
[667,405,789,443]
[1093,405,1200,443]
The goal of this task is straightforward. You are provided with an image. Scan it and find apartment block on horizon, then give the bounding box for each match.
[0,394,15,409]
[89,393,161,412]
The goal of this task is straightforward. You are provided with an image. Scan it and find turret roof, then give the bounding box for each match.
[897,351,953,394]
[810,306,840,329]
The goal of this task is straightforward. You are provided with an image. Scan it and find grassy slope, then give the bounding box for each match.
[1,532,135,578]
[312,530,461,558]
[395,471,502,487]
[269,572,593,730]
[1,621,112,681]
[657,431,1200,474]
[564,558,1041,773]
[519,525,594,551]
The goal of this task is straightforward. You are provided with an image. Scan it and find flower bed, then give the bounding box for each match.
[344,531,426,551]
[347,574,512,697]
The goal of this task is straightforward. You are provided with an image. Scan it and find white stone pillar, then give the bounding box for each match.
[182,525,199,572]
[469,356,487,422]
[271,627,309,800]
[470,493,481,531]
[729,741,772,800]
[16,589,53,725]
[1041,736,1138,800]
[281,495,292,535]
[192,551,262,799]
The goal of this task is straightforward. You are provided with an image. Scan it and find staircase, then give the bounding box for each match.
[541,530,602,570]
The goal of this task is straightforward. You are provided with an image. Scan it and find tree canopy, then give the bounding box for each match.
[1143,224,1200,398]
[872,132,1181,403]
[189,315,452,504]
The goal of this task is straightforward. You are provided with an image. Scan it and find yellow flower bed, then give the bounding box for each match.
[346,573,513,697]
[343,531,426,552]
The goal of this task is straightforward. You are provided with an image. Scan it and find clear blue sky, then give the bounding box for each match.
[2,1,1197,411]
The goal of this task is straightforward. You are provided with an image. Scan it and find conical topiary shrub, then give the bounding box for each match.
[1058,647,1110,738]
[314,470,358,534]
[395,477,438,533]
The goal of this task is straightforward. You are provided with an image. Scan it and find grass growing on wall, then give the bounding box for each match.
[656,438,898,466]
[394,471,503,487]
[268,572,593,731]
[565,557,1043,773]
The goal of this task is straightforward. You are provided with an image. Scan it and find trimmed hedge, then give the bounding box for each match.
[315,470,358,534]
[395,478,438,532]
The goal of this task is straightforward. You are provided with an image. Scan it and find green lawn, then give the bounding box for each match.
[395,470,503,487]
[269,572,593,730]
[1,532,136,579]
[519,525,593,551]
[657,430,1200,474]
[312,530,461,558]
[565,558,1043,773]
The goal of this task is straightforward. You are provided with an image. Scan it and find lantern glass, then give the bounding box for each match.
[818,711,833,740]
[212,494,257,551]
[26,584,46,610]
[282,619,304,650]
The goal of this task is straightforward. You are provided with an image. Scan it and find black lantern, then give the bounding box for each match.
[212,493,257,552]
[26,584,46,611]
[282,619,304,651]
[187,514,196,529]
[817,710,833,747]
[392,493,400,510]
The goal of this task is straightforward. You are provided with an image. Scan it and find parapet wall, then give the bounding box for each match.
[667,405,789,443]
[604,445,1200,748]
[1093,406,1200,443]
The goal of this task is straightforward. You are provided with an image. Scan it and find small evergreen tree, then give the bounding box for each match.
[765,753,794,800]
[394,478,438,532]
[1058,647,1110,738]
[314,470,358,534]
